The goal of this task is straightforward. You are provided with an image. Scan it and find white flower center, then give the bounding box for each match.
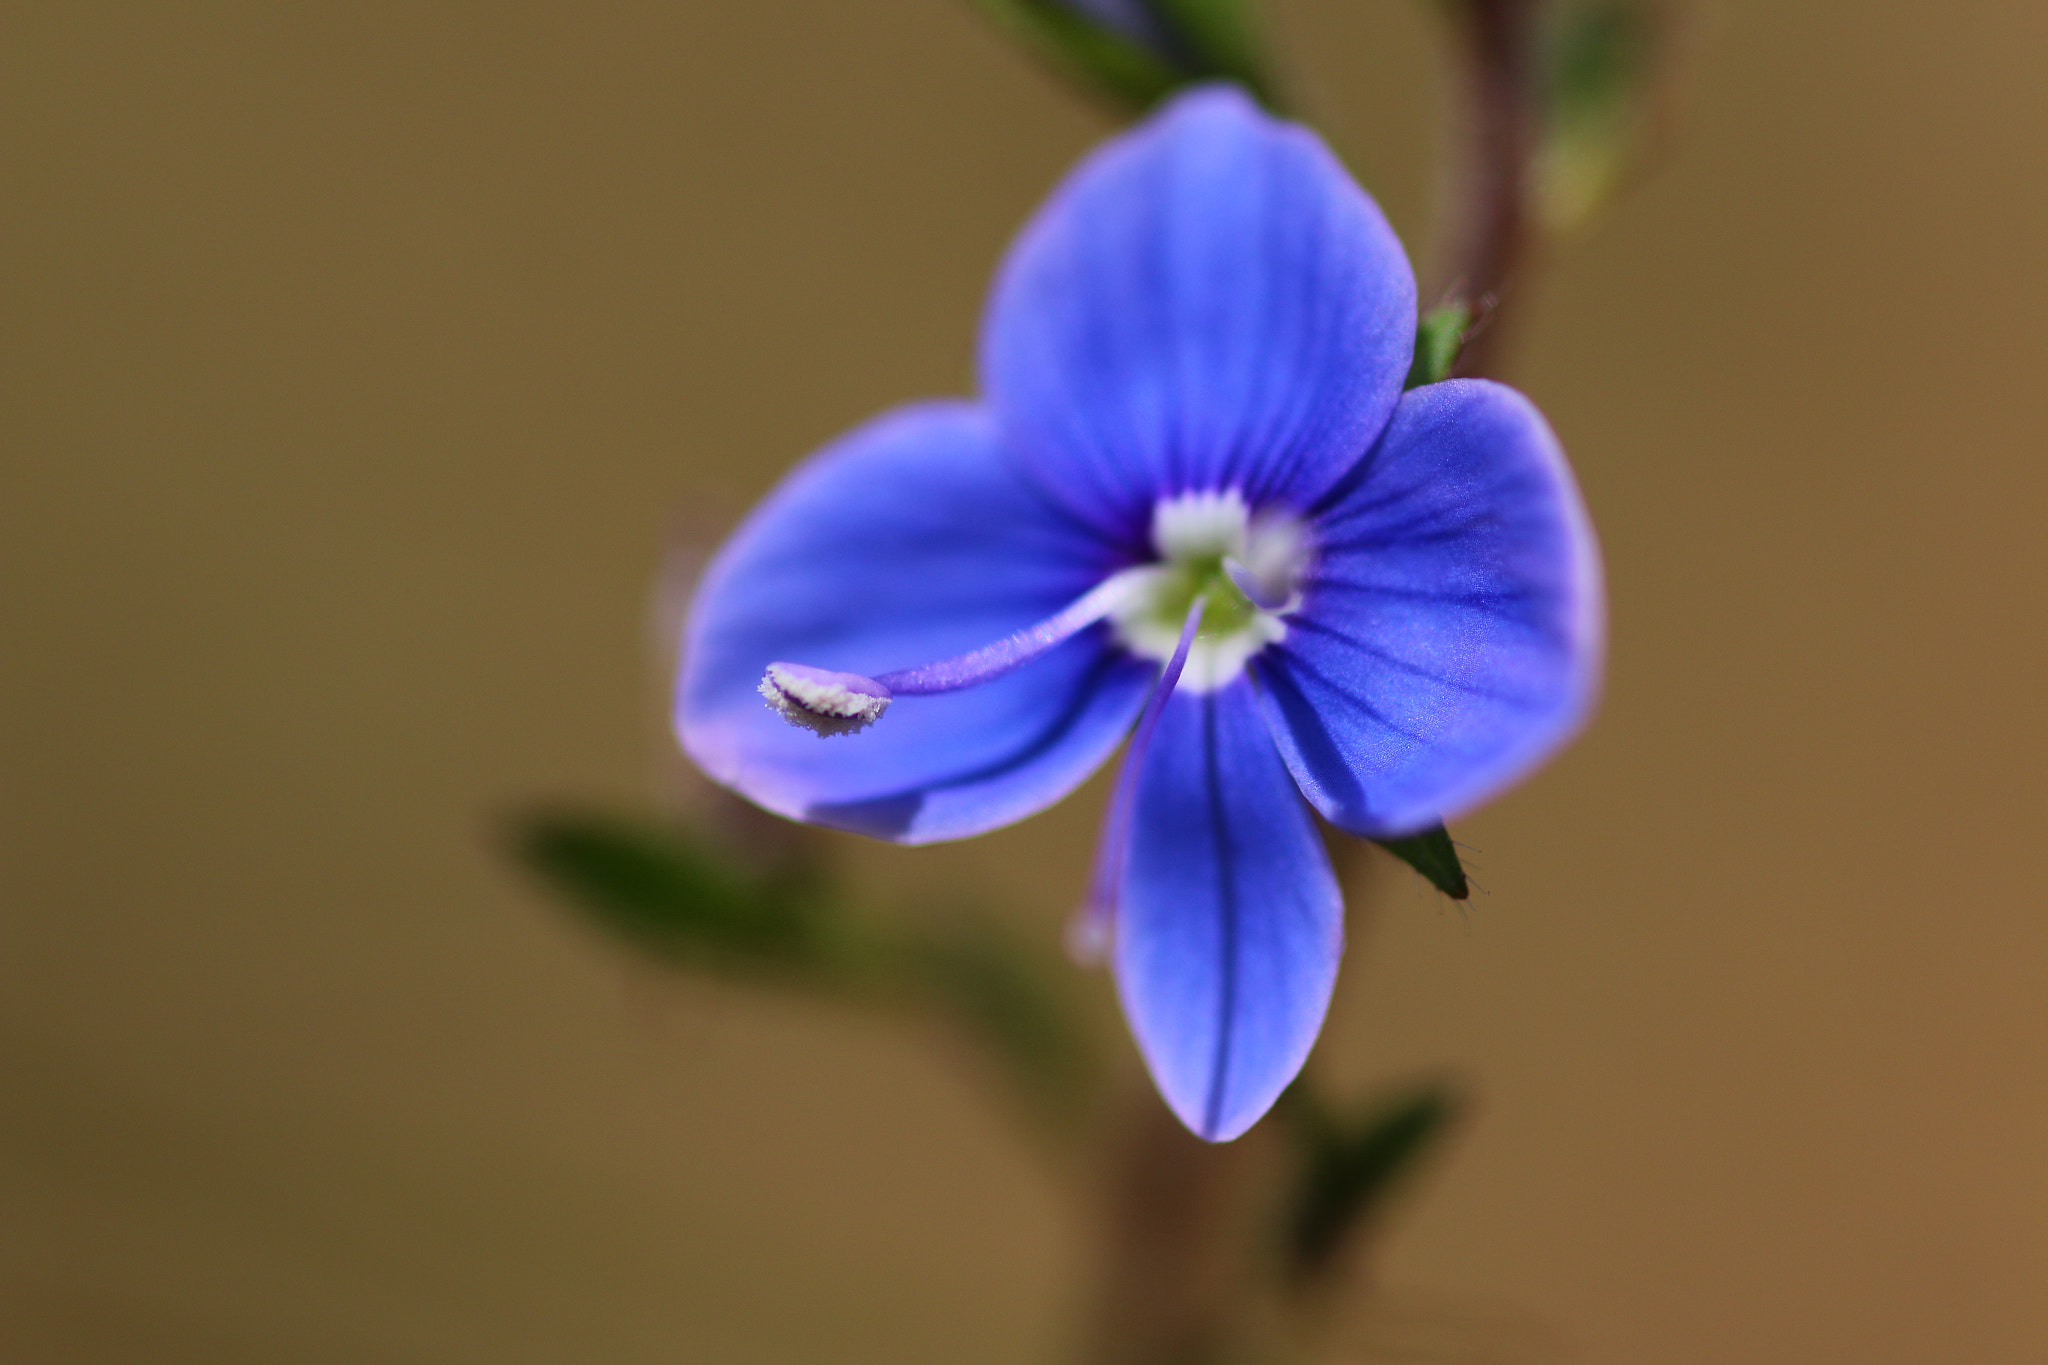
[1108,489,1310,692]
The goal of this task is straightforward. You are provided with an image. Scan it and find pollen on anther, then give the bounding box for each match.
[759,662,891,737]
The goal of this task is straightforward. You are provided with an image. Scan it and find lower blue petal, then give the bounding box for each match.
[1115,681,1343,1141]
[1258,379,1604,836]
[677,402,1153,844]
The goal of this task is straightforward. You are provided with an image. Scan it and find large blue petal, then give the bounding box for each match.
[1256,380,1604,836]
[980,85,1416,546]
[1115,682,1342,1141]
[677,402,1153,844]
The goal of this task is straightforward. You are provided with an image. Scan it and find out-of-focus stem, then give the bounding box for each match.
[1082,1085,1286,1365]
[1440,0,1540,380]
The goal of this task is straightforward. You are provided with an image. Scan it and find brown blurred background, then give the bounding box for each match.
[4,1,2047,1361]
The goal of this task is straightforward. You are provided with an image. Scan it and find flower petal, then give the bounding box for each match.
[1115,681,1343,1141]
[677,402,1154,844]
[1256,379,1604,836]
[981,85,1416,545]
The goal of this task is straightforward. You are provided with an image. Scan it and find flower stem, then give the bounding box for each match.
[1439,0,1541,380]
[1082,1084,1289,1365]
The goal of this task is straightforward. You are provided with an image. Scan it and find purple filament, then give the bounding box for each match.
[873,572,1140,695]
[1071,593,1207,962]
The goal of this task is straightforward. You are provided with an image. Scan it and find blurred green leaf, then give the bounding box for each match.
[1536,1,1664,228]
[1403,305,1473,390]
[1284,1079,1462,1282]
[1371,824,1469,899]
[515,807,1098,1136]
[962,0,1283,115]
[899,913,1097,1126]
[1145,0,1284,107]
[513,810,849,981]
[1548,2,1649,126]
[965,0,1186,112]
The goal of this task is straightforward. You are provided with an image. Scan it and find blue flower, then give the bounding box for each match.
[677,87,1602,1140]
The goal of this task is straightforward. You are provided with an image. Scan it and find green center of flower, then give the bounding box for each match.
[1122,552,1261,640]
[1108,490,1309,692]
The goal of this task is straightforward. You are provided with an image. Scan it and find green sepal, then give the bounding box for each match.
[1403,304,1472,389]
[1370,823,1469,899]
[1282,1079,1463,1283]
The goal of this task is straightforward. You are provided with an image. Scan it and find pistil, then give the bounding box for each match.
[1069,592,1208,964]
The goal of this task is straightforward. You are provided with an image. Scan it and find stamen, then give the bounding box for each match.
[759,662,891,737]
[1237,510,1310,609]
[874,572,1145,695]
[1222,557,1288,610]
[760,570,1148,736]
[1068,592,1207,965]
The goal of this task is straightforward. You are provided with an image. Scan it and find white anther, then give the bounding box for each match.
[759,662,891,737]
[1236,512,1311,612]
